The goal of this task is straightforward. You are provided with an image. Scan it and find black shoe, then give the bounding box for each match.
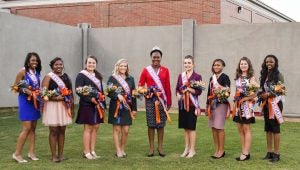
[214,152,225,159]
[270,153,280,163]
[147,152,154,157]
[157,149,166,157]
[211,155,217,159]
[236,153,250,161]
[262,152,273,160]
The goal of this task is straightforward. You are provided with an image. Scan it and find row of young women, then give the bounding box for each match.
[11,47,284,164]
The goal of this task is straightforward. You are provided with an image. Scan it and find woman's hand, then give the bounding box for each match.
[117,94,125,102]
[260,92,269,99]
[52,95,64,101]
[132,111,137,116]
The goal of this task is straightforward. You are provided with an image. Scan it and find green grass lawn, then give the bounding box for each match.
[0,109,299,170]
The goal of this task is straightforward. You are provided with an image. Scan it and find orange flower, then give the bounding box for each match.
[60,88,70,96]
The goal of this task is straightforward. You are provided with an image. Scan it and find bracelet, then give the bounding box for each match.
[22,88,26,93]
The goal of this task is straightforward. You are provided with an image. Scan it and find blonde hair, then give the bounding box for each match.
[113,59,129,76]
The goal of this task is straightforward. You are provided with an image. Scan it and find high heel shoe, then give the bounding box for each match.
[180,151,189,158]
[91,151,100,159]
[115,153,124,158]
[213,152,225,159]
[157,148,166,157]
[147,151,154,157]
[236,153,250,161]
[28,153,39,161]
[12,153,28,163]
[186,152,196,158]
[82,152,95,159]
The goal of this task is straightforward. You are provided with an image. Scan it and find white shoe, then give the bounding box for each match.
[12,153,28,163]
[91,151,100,159]
[28,153,39,161]
[82,152,95,159]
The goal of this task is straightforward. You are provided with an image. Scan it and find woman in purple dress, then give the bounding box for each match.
[12,52,42,163]
[176,55,202,158]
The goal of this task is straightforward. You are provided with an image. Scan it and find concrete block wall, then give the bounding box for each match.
[1,12,299,116]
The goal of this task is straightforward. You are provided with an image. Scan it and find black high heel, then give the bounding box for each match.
[216,152,225,159]
[157,149,166,157]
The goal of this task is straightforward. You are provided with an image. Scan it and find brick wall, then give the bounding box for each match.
[10,0,221,27]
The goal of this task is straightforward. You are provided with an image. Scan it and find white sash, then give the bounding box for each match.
[25,68,39,88]
[235,77,252,118]
[112,74,130,95]
[80,70,102,92]
[270,98,284,124]
[181,72,200,109]
[48,72,66,89]
[146,65,167,102]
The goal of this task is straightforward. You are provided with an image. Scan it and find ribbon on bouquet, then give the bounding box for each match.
[232,91,255,119]
[260,97,284,124]
[114,97,135,120]
[91,92,106,121]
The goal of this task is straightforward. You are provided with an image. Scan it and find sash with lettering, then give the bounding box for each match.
[207,74,231,118]
[260,81,284,124]
[48,72,72,117]
[80,70,106,120]
[112,74,135,120]
[181,72,201,115]
[145,66,171,123]
[233,77,254,119]
[80,70,102,92]
[22,68,40,110]
[146,66,167,104]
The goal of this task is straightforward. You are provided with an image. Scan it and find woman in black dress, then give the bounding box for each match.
[107,59,137,158]
[75,55,105,159]
[259,55,284,163]
[233,57,258,161]
[176,55,202,158]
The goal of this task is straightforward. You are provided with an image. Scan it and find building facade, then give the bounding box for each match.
[0,0,295,28]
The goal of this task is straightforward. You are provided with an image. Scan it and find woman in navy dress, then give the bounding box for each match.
[12,52,42,163]
[75,55,105,159]
[107,59,137,158]
[176,55,202,158]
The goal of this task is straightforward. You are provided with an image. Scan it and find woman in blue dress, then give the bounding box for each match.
[12,52,42,163]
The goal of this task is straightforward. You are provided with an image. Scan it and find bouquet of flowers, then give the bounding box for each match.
[190,80,206,90]
[132,86,148,98]
[41,87,59,101]
[269,81,286,96]
[104,83,122,96]
[244,82,260,96]
[76,85,93,96]
[10,80,31,94]
[214,86,230,103]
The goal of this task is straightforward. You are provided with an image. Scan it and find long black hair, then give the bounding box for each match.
[259,54,280,87]
[24,52,42,74]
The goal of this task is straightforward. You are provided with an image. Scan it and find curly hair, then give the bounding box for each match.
[234,57,254,80]
[259,54,280,87]
[49,57,63,69]
[24,52,42,74]
[112,59,129,76]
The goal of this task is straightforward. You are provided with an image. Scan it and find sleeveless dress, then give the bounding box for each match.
[18,69,41,121]
[42,73,73,126]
